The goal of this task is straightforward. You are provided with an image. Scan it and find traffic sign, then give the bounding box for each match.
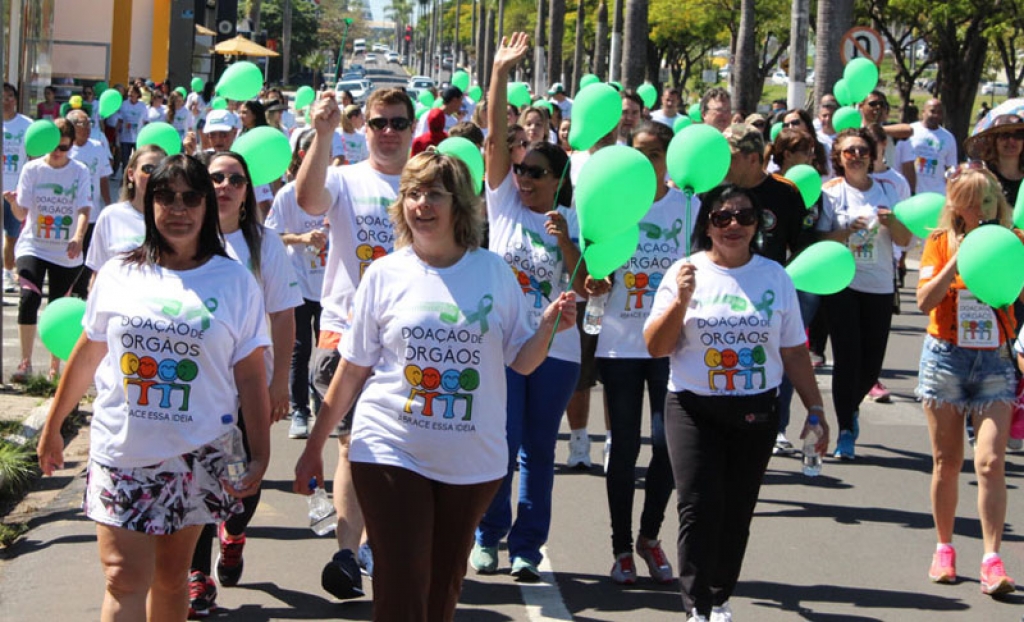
[840,26,883,65]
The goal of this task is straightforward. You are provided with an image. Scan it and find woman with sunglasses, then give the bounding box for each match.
[36,154,271,622]
[3,118,92,382]
[816,128,912,460]
[915,165,1019,595]
[470,32,585,582]
[293,150,576,621]
[966,114,1024,206]
[770,109,830,177]
[645,183,827,622]
[187,151,300,614]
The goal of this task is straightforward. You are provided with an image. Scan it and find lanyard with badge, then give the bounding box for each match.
[956,291,999,348]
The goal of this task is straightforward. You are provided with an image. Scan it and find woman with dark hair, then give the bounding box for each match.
[965,114,1024,205]
[143,90,166,127]
[187,151,300,615]
[816,128,912,460]
[645,183,827,622]
[776,108,830,176]
[506,123,530,166]
[37,85,60,120]
[4,118,92,382]
[470,31,584,582]
[36,154,271,622]
[117,86,148,173]
[238,100,268,133]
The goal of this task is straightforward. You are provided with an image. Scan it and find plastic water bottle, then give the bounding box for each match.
[582,293,608,335]
[802,414,823,477]
[220,415,248,487]
[308,477,338,536]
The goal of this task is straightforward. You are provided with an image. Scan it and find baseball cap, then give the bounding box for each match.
[724,123,765,154]
[203,109,239,134]
[264,100,288,113]
[548,83,565,96]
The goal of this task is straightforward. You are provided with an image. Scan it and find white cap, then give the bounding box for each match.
[203,110,239,134]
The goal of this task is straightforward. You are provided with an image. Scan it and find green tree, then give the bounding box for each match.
[649,0,727,93]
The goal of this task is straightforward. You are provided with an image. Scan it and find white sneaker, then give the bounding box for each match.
[772,432,794,456]
[603,437,612,474]
[710,602,733,622]
[687,610,709,622]
[567,434,592,469]
[3,270,16,293]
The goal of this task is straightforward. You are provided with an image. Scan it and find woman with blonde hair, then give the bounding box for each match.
[916,163,1020,595]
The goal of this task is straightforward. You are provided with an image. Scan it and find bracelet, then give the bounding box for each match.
[808,405,825,413]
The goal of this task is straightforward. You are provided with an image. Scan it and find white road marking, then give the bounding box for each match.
[521,546,574,621]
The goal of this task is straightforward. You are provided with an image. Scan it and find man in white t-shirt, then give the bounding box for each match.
[294,86,414,601]
[548,83,573,120]
[650,88,682,129]
[816,94,838,147]
[3,82,32,292]
[897,99,957,195]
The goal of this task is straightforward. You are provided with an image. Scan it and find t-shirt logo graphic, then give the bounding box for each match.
[705,345,767,391]
[121,352,198,410]
[403,364,479,420]
[154,296,218,330]
[463,295,493,334]
[36,215,74,240]
[638,218,684,251]
[622,271,663,311]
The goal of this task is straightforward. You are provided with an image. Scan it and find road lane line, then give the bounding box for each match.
[521,546,574,621]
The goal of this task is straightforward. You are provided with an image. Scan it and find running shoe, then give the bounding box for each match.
[215,523,246,587]
[288,411,310,439]
[687,610,709,622]
[10,360,31,384]
[357,541,374,578]
[636,538,674,583]
[470,542,498,574]
[809,352,825,368]
[567,434,592,469]
[980,555,1016,595]
[321,548,365,599]
[610,552,637,585]
[772,432,794,456]
[710,602,733,622]
[188,570,218,619]
[511,556,541,582]
[928,545,956,584]
[834,430,856,461]
[3,270,17,293]
[868,382,892,403]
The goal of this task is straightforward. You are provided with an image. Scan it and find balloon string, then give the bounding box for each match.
[684,188,694,258]
[547,253,585,350]
[552,162,571,213]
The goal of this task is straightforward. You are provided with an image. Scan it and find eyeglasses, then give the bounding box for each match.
[153,189,204,208]
[139,163,157,175]
[710,208,758,228]
[210,172,248,188]
[512,163,551,179]
[406,187,452,204]
[945,160,987,182]
[841,145,871,158]
[996,131,1024,141]
[783,120,803,128]
[865,100,886,109]
[510,140,529,149]
[55,143,72,152]
[366,116,412,131]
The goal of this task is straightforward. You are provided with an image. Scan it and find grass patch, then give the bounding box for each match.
[20,374,57,398]
[0,441,37,498]
[0,521,28,547]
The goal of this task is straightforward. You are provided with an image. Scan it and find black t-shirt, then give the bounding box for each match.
[991,166,1022,207]
[749,174,816,265]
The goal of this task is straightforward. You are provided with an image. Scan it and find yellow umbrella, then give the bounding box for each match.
[213,35,280,57]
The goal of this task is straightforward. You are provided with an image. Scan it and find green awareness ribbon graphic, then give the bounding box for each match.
[753,290,775,322]
[463,295,494,334]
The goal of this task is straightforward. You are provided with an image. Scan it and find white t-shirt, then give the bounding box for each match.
[85,257,270,468]
[331,128,348,161]
[320,160,401,335]
[650,109,681,129]
[486,173,581,363]
[343,247,535,484]
[15,158,92,267]
[170,107,193,137]
[872,168,912,204]
[596,188,698,359]
[70,138,113,221]
[143,105,167,127]
[817,178,899,294]
[3,113,32,191]
[551,97,573,120]
[265,181,328,301]
[645,252,805,395]
[86,201,145,271]
[895,122,958,195]
[118,101,148,143]
[569,150,591,191]
[341,130,369,165]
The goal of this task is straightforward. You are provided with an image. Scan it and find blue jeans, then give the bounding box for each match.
[476,356,580,564]
[598,357,674,555]
[777,290,820,434]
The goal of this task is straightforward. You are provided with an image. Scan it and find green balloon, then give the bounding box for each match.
[958,225,1024,307]
[608,81,623,92]
[215,61,263,101]
[508,82,532,108]
[452,70,470,92]
[211,96,228,110]
[688,102,702,123]
[59,102,71,118]
[94,81,108,95]
[433,98,445,109]
[418,89,435,107]
[437,136,484,194]
[833,78,854,107]
[667,124,730,193]
[137,122,182,156]
[294,85,315,110]
[770,121,783,142]
[99,89,123,119]
[576,145,657,243]
[568,83,621,151]
[174,86,188,99]
[39,297,86,361]
[637,83,657,109]
[579,74,600,90]
[191,77,204,93]
[583,225,640,280]
[415,103,429,119]
[534,100,554,115]
[893,192,945,238]
[844,58,879,103]
[785,241,856,295]
[232,126,291,186]
[673,116,693,134]
[25,120,60,157]
[832,105,861,132]
[1015,185,1024,229]
[467,85,483,102]
[784,164,821,208]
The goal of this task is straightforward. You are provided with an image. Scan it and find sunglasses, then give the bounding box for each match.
[510,139,529,149]
[842,145,871,158]
[865,100,886,109]
[366,116,412,131]
[153,189,204,208]
[945,160,987,182]
[996,131,1024,141]
[783,120,803,128]
[139,163,157,175]
[210,172,248,188]
[710,208,758,228]
[512,163,551,179]
[54,143,72,152]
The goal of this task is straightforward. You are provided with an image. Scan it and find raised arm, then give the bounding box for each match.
[295,93,342,216]
[485,32,530,191]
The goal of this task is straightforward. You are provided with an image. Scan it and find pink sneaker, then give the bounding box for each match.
[868,382,892,403]
[980,555,1016,595]
[928,545,956,584]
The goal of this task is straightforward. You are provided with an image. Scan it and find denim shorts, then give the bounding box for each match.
[916,335,1017,411]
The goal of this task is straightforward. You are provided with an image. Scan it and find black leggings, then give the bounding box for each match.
[191,409,261,575]
[15,255,85,325]
[822,287,893,431]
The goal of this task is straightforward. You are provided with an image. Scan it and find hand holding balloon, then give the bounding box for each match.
[545,211,571,245]
[584,276,611,297]
[676,262,697,301]
[312,96,341,136]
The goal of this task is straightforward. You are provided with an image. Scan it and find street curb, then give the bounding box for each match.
[3,397,53,447]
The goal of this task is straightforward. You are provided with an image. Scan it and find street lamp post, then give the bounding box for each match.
[334,17,354,86]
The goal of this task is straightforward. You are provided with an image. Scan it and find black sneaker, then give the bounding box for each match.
[322,549,365,600]
[215,523,246,587]
[188,570,218,618]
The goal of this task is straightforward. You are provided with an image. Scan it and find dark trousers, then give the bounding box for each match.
[665,390,777,617]
[352,463,500,622]
[290,298,322,415]
[822,288,893,431]
[598,357,674,555]
[15,255,84,325]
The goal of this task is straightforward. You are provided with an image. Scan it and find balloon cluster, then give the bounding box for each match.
[832,58,880,132]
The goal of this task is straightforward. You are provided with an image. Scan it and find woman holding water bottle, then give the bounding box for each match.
[35,154,271,622]
[644,183,827,622]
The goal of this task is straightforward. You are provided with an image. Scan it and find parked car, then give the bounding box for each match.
[387,52,400,64]
[335,79,369,103]
[982,81,1009,96]
[365,53,378,63]
[770,70,789,86]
